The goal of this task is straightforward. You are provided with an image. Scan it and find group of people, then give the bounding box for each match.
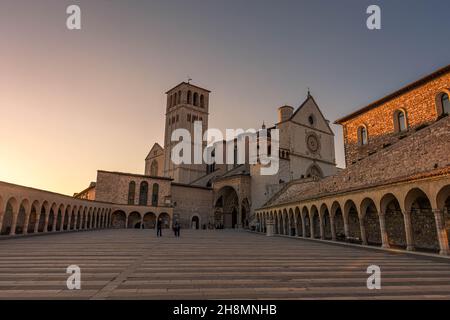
[156,218,181,238]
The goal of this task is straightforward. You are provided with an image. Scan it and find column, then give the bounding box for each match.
[433,209,449,256]
[403,211,414,251]
[294,217,299,237]
[378,213,390,248]
[319,217,325,240]
[301,216,306,238]
[52,213,57,232]
[10,208,18,236]
[309,216,314,238]
[266,218,274,236]
[330,215,337,241]
[23,207,31,235]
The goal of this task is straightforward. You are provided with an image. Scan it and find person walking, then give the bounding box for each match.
[157,218,162,237]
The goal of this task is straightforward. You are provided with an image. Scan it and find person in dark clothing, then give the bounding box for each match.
[174,220,180,237]
[157,218,162,237]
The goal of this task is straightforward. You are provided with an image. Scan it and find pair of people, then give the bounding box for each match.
[156,218,180,237]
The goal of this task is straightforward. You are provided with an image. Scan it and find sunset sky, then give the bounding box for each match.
[1,0,449,195]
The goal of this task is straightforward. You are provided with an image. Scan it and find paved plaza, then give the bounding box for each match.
[0,229,450,299]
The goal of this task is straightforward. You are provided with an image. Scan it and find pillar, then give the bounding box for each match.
[294,217,299,237]
[10,208,18,236]
[310,215,314,239]
[319,217,325,240]
[44,213,50,232]
[266,218,274,236]
[379,213,390,248]
[330,214,337,241]
[23,207,31,235]
[301,216,306,238]
[433,209,449,256]
[403,211,414,251]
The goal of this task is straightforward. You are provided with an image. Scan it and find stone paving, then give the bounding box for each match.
[0,229,450,299]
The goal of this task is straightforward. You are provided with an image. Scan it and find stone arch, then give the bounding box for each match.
[158,212,171,229]
[404,188,439,252]
[310,205,320,239]
[360,197,381,246]
[191,215,200,229]
[295,207,302,237]
[27,200,40,234]
[380,193,406,248]
[302,206,311,238]
[344,199,361,243]
[1,197,17,235]
[282,209,289,235]
[15,199,29,234]
[436,185,450,244]
[320,203,332,240]
[331,201,345,241]
[112,210,126,229]
[128,212,142,229]
[214,186,239,229]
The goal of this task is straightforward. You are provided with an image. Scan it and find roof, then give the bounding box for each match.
[335,64,450,124]
[165,82,211,94]
[97,170,173,181]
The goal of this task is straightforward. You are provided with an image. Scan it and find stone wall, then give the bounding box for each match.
[339,70,450,166]
[171,184,213,229]
[95,170,172,206]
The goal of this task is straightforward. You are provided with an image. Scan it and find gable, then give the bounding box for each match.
[290,96,333,135]
[145,143,164,160]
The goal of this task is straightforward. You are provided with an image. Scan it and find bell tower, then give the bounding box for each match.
[163,82,210,184]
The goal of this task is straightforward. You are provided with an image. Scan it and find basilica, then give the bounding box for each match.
[78,81,339,230]
[0,64,449,257]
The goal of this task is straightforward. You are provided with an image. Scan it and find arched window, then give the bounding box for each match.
[173,93,177,107]
[168,95,172,108]
[200,95,205,108]
[358,126,368,146]
[442,93,450,115]
[394,110,407,132]
[152,183,159,206]
[150,160,158,176]
[193,92,199,106]
[306,165,323,179]
[187,91,192,104]
[177,90,181,104]
[128,182,135,205]
[139,181,148,206]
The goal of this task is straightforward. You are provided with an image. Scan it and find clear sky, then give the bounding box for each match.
[1,0,449,196]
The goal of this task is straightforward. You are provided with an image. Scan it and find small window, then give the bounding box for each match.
[394,110,407,132]
[308,115,315,126]
[358,126,368,146]
[187,91,192,104]
[176,114,179,122]
[443,93,450,115]
[177,90,181,104]
[187,114,191,122]
[172,116,175,124]
[173,93,177,107]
